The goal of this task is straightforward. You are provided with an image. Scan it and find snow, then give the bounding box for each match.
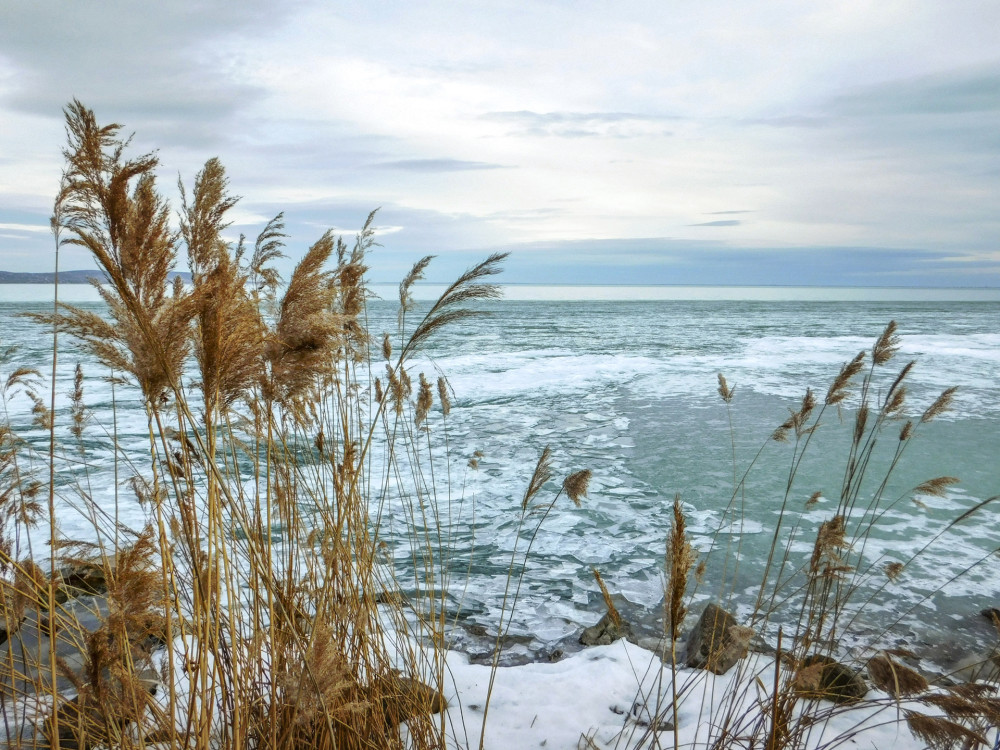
[6,633,997,749]
[422,639,998,750]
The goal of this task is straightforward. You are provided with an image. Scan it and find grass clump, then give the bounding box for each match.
[0,100,996,750]
[0,100,589,750]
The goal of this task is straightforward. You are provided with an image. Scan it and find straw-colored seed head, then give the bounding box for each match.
[921,386,958,423]
[810,515,850,577]
[806,491,822,507]
[905,711,986,750]
[521,446,553,510]
[382,333,392,361]
[826,351,866,406]
[374,377,383,403]
[717,373,734,404]
[415,373,433,427]
[666,495,695,640]
[885,561,904,581]
[899,420,913,441]
[563,469,592,507]
[885,386,907,416]
[437,376,451,416]
[592,568,622,629]
[873,320,900,365]
[868,653,928,697]
[70,363,86,440]
[914,476,960,498]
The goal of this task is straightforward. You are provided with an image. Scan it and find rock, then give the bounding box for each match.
[59,561,110,597]
[580,612,635,646]
[945,651,1000,684]
[684,603,753,675]
[637,636,670,656]
[794,654,868,704]
[373,674,447,726]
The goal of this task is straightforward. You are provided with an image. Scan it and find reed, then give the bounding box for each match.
[634,320,1000,750]
[1,100,590,750]
[0,100,996,750]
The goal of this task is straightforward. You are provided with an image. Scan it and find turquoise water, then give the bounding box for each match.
[1,285,998,665]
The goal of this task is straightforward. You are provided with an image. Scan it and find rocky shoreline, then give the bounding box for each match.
[3,560,999,747]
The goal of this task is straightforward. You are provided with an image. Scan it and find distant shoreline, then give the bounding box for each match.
[0,270,192,284]
[2,274,999,302]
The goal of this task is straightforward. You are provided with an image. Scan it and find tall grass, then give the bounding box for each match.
[0,100,996,750]
[622,320,1000,750]
[0,100,553,750]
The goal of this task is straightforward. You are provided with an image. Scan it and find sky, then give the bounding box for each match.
[0,1,998,287]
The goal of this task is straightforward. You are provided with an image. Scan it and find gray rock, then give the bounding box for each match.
[580,612,635,646]
[794,654,868,704]
[683,603,753,675]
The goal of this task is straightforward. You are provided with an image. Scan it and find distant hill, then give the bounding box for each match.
[0,270,192,284]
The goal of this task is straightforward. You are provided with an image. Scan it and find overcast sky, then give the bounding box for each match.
[1,1,998,286]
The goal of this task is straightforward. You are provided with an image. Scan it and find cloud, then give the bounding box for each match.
[0,0,283,147]
[482,110,676,138]
[490,238,1000,287]
[0,222,49,234]
[689,220,741,227]
[371,158,507,172]
[832,68,1000,117]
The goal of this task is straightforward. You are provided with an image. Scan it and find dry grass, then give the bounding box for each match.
[2,100,561,750]
[1,100,997,750]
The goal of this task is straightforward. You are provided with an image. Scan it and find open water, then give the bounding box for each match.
[1,284,998,668]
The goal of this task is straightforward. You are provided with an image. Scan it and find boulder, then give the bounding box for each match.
[684,603,753,675]
[580,612,635,646]
[794,654,867,704]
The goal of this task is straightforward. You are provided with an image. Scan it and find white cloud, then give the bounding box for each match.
[0,0,997,284]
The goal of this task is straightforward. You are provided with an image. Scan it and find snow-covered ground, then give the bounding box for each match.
[426,639,997,749]
[6,632,995,749]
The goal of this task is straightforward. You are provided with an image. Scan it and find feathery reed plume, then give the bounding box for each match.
[240,212,287,303]
[868,653,928,697]
[717,373,734,403]
[665,495,694,641]
[809,515,849,578]
[806,491,822,507]
[872,320,900,365]
[399,255,434,317]
[825,351,866,406]
[921,386,958,423]
[415,373,433,427]
[69,364,86,441]
[885,360,915,402]
[885,561,904,581]
[521,446,553,510]
[436,376,451,417]
[403,253,508,358]
[182,159,265,417]
[885,385,907,416]
[592,568,622,629]
[28,391,53,430]
[904,712,987,750]
[263,231,338,405]
[180,157,239,277]
[562,470,591,507]
[382,333,392,361]
[34,101,196,406]
[913,476,960,498]
[899,420,914,441]
[777,388,816,441]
